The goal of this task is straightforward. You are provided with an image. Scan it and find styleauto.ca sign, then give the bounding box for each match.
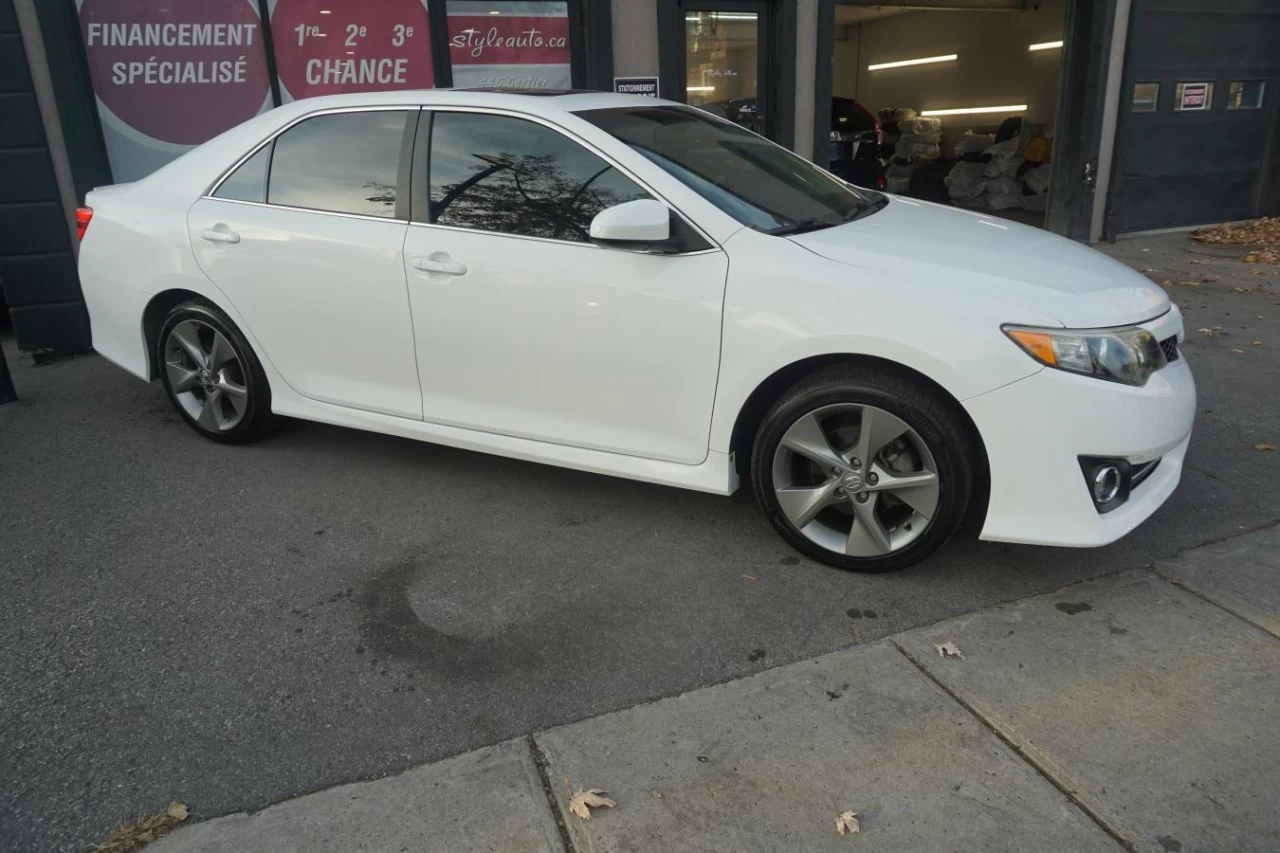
[78,0,272,181]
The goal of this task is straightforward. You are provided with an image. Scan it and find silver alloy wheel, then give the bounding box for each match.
[771,403,941,557]
[163,319,249,432]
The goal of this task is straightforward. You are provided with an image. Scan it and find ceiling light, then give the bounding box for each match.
[867,53,957,71]
[920,104,1028,116]
[685,13,757,21]
[687,86,716,92]
[1028,40,1064,51]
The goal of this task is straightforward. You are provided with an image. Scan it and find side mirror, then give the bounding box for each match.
[589,199,671,248]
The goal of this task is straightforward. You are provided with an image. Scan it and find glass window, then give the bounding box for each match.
[685,10,761,135]
[579,105,877,235]
[1174,82,1213,112]
[428,112,652,242]
[214,146,271,203]
[1131,82,1159,113]
[1228,80,1266,110]
[267,111,408,218]
[447,1,572,89]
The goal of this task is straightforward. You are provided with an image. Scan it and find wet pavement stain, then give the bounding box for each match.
[1055,601,1093,615]
[1157,835,1183,852]
[357,560,536,680]
[747,648,766,662]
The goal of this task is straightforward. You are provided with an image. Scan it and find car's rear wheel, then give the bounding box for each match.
[751,364,976,572]
[158,301,272,443]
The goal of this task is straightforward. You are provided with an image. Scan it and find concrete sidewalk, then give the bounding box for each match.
[148,525,1280,853]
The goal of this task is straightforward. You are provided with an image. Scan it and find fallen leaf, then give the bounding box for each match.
[1201,274,1220,282]
[1177,280,1200,287]
[1160,279,1174,287]
[1234,287,1253,293]
[743,574,758,583]
[1198,327,1219,337]
[1232,348,1246,354]
[1255,443,1277,452]
[849,627,862,643]
[92,803,190,853]
[1168,577,1186,586]
[569,789,616,821]
[1188,258,1210,264]
[836,810,862,836]
[935,641,964,659]
[1252,339,1264,346]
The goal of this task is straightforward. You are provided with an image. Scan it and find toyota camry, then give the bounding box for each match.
[76,89,1196,571]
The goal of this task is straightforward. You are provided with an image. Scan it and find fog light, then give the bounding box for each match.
[1092,465,1122,504]
[1078,456,1133,514]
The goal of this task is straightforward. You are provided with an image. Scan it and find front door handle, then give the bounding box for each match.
[412,257,467,276]
[200,226,240,244]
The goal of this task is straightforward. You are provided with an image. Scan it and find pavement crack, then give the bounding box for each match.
[527,735,577,853]
[887,638,1137,853]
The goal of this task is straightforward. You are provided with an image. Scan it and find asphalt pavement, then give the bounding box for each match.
[1,231,1278,851]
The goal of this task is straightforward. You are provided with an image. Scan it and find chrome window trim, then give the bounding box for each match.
[204,105,420,202]
[195,195,410,225]
[406,218,721,257]
[416,105,721,252]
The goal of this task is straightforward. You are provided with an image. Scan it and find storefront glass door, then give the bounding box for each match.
[682,3,771,139]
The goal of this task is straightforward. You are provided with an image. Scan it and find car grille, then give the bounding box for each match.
[1160,336,1180,363]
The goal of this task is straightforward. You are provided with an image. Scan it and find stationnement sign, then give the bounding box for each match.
[614,76,659,98]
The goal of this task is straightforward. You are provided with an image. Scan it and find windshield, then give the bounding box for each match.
[577,105,878,235]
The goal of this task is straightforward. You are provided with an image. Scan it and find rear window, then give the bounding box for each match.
[267,110,409,218]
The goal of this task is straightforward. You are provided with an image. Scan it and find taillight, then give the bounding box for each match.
[877,175,888,191]
[76,206,93,241]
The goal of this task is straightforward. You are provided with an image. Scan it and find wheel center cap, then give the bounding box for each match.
[841,472,863,491]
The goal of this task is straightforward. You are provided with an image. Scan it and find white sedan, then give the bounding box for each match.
[77,90,1195,572]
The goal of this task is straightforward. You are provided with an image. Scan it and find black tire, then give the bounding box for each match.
[157,300,273,443]
[751,364,976,572]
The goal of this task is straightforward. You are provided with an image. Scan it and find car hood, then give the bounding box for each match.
[787,196,1169,328]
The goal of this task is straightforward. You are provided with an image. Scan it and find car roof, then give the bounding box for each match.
[269,88,678,118]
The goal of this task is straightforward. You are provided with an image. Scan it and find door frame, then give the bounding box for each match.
[658,0,796,148]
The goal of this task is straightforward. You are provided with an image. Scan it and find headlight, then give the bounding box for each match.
[1002,324,1165,386]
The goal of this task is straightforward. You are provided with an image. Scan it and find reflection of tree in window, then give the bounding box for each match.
[363,181,396,209]
[429,114,650,242]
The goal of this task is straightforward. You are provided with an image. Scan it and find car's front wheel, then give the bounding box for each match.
[158,300,272,443]
[751,364,977,572]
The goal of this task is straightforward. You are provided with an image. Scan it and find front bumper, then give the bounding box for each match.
[965,311,1196,548]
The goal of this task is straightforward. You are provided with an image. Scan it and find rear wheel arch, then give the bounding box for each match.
[142,289,264,386]
[728,354,990,520]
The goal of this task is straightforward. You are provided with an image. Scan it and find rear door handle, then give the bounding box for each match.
[412,257,467,276]
[200,227,240,244]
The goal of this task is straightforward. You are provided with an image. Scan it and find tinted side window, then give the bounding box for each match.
[429,112,651,242]
[215,145,270,203]
[268,111,408,218]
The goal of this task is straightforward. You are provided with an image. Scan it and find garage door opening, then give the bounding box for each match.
[827,0,1068,229]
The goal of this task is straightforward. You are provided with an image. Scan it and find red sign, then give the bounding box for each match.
[79,0,271,145]
[447,15,569,67]
[270,0,434,101]
[1178,82,1210,111]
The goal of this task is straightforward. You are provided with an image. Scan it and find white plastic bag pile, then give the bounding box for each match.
[943,131,995,204]
[894,116,942,162]
[981,134,1025,209]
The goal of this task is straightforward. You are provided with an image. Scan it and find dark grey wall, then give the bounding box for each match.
[1106,0,1280,235]
[0,0,90,351]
